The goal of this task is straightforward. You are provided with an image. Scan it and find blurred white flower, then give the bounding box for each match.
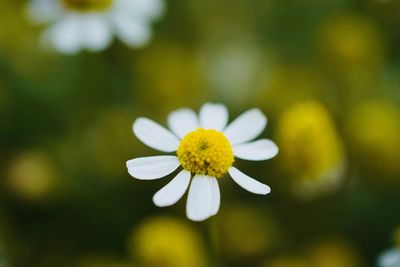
[27,0,165,54]
[126,103,278,221]
[378,248,400,267]
[201,40,267,104]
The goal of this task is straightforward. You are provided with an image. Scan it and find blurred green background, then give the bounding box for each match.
[1,0,400,266]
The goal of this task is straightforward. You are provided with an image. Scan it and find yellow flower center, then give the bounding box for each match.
[61,0,113,12]
[177,129,234,178]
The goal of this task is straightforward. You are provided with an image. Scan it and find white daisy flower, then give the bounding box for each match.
[26,0,165,54]
[378,248,400,267]
[126,103,278,221]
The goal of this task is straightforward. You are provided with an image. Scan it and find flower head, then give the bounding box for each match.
[7,151,58,201]
[126,103,278,221]
[27,0,165,54]
[177,128,234,178]
[276,100,345,198]
[316,14,383,71]
[130,216,206,267]
[378,249,400,267]
[378,227,400,267]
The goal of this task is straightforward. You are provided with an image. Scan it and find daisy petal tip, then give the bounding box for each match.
[233,139,279,161]
[266,141,279,159]
[263,185,272,195]
[224,108,268,145]
[186,212,213,222]
[204,102,226,108]
[132,117,144,132]
[255,108,267,122]
[228,167,271,195]
[274,146,279,157]
[132,117,179,152]
[249,183,271,195]
[186,175,220,222]
[126,159,137,177]
[152,195,168,207]
[253,109,268,128]
[152,170,191,207]
[126,156,180,180]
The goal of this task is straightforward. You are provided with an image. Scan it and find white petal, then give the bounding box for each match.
[26,0,61,24]
[210,176,220,215]
[46,16,82,55]
[186,175,220,221]
[80,15,112,52]
[153,170,191,207]
[233,139,278,161]
[126,156,180,180]
[228,167,270,195]
[167,108,199,139]
[199,103,228,131]
[378,249,400,267]
[133,118,180,152]
[223,108,267,145]
[114,14,152,47]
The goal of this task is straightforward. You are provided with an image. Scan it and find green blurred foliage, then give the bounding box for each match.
[0,0,400,267]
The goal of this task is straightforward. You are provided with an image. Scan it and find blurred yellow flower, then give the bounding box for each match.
[220,205,280,260]
[347,101,400,176]
[129,216,206,267]
[276,100,345,198]
[316,14,384,71]
[307,238,365,267]
[7,151,58,201]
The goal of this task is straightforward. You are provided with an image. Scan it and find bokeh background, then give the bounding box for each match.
[1,0,400,266]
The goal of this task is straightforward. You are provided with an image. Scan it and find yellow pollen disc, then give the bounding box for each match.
[177,128,234,178]
[61,0,113,12]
